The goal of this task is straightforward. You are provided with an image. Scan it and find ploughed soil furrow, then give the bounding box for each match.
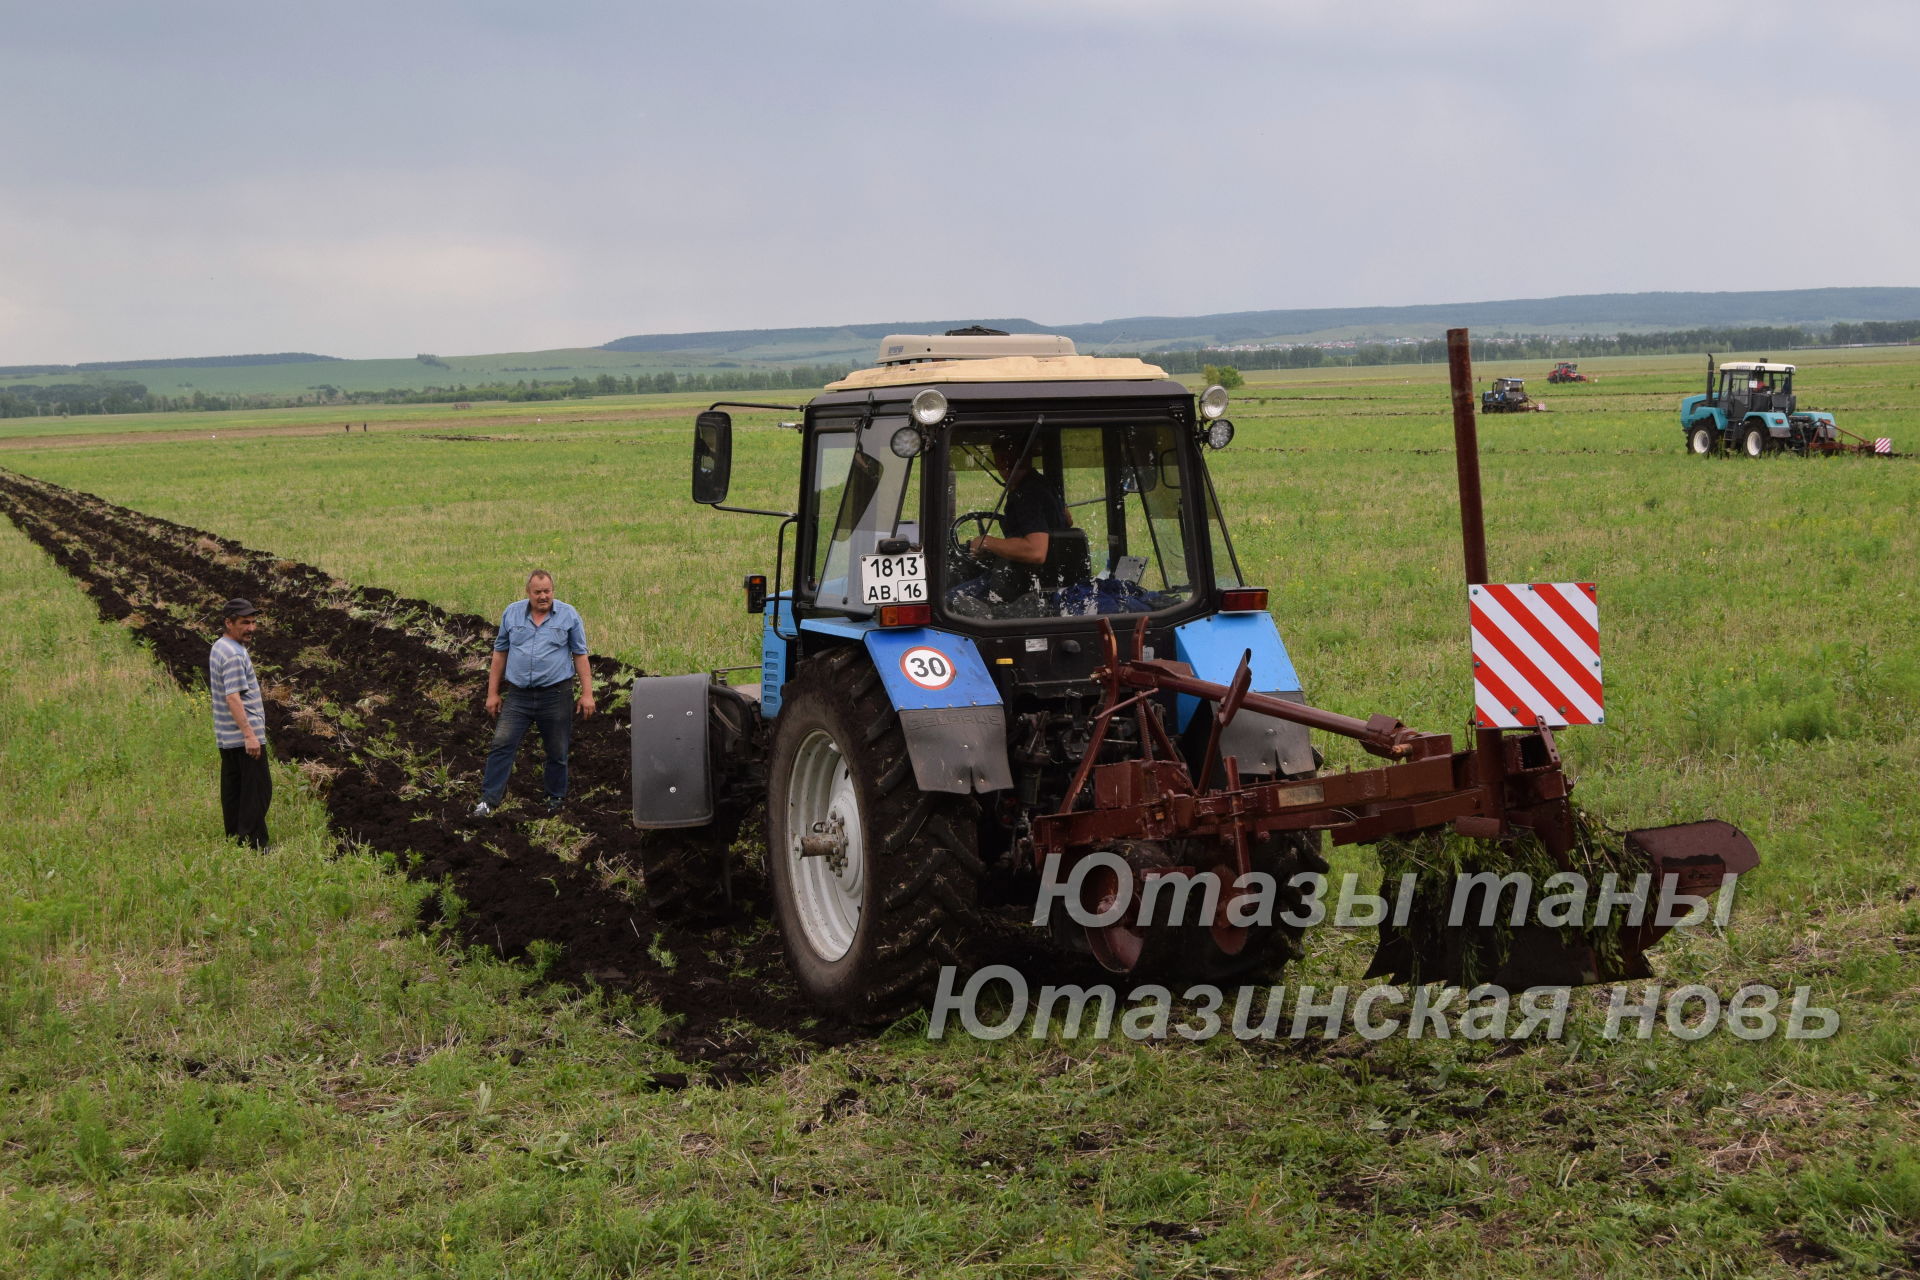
[0,467,828,1070]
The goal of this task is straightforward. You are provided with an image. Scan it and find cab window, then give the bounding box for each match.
[804,416,919,614]
[942,422,1197,621]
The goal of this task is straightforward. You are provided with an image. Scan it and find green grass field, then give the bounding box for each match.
[2,347,1917,1277]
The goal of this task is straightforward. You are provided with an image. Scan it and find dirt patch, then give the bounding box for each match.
[0,466,841,1067]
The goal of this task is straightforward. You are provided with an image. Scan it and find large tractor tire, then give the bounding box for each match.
[1688,422,1718,456]
[1742,423,1770,458]
[766,645,983,1023]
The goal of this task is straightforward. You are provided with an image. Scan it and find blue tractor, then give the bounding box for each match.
[1681,356,1840,457]
[631,330,1757,1022]
[630,331,1326,1020]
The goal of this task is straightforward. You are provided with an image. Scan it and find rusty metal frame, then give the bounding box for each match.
[1025,329,1757,986]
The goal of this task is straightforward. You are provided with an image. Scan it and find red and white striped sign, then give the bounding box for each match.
[1470,583,1602,729]
[1875,438,1893,455]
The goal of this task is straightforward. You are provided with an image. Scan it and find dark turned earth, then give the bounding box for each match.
[0,466,862,1080]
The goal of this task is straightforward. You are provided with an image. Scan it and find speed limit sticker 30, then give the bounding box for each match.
[899,646,956,691]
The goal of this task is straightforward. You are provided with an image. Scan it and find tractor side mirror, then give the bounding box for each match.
[692,411,732,505]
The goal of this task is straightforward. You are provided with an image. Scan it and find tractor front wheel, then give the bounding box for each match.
[1742,423,1770,458]
[1688,423,1717,456]
[767,646,982,1023]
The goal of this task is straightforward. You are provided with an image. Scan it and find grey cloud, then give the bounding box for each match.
[1,0,1915,362]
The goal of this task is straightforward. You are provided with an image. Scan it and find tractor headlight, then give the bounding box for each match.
[911,388,949,426]
[1204,419,1235,450]
[889,425,925,459]
[1199,384,1230,420]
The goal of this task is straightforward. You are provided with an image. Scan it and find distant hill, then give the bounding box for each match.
[601,319,1041,355]
[7,288,1916,411]
[601,288,1920,359]
[0,352,340,378]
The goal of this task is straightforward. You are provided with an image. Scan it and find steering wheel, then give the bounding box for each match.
[948,510,1001,576]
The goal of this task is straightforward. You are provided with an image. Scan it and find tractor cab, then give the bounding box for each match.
[1715,360,1795,418]
[793,376,1236,631]
[698,330,1248,642]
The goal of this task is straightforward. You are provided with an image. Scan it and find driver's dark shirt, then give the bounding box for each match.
[1001,471,1068,539]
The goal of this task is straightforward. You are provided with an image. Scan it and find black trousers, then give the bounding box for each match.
[219,744,273,849]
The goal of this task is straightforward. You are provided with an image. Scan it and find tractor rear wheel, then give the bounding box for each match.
[1688,423,1717,456]
[766,645,982,1023]
[1742,423,1769,458]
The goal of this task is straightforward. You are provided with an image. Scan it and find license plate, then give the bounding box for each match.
[860,551,926,605]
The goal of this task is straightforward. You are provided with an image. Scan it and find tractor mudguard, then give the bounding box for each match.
[862,628,1013,795]
[1679,396,1722,433]
[1174,613,1315,776]
[630,673,714,828]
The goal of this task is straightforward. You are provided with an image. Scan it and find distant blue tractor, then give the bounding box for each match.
[1681,357,1840,457]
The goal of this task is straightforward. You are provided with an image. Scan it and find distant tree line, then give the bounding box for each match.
[0,380,155,417]
[350,364,851,405]
[0,352,337,377]
[11,319,1920,419]
[1140,322,1919,373]
[0,364,854,418]
[1828,320,1920,345]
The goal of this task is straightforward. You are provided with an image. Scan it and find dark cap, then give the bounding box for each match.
[222,598,260,618]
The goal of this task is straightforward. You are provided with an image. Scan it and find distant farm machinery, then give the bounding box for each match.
[1547,362,1593,384]
[1481,377,1545,413]
[1682,357,1893,458]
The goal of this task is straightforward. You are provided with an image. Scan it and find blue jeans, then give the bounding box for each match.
[481,682,573,807]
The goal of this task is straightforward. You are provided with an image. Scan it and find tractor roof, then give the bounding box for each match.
[1721,361,1795,373]
[873,332,1078,365]
[825,354,1170,391]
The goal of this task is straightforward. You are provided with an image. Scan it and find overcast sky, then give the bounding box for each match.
[2,0,1915,364]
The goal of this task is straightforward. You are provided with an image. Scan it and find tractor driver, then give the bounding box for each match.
[945,430,1076,618]
[967,431,1071,568]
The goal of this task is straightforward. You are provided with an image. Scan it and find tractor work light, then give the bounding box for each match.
[1204,419,1235,450]
[911,388,949,426]
[889,426,925,459]
[1219,587,1268,612]
[877,602,932,628]
[1199,384,1230,420]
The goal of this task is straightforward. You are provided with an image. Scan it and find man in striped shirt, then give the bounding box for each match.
[210,598,272,849]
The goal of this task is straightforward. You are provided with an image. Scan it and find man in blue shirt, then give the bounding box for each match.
[474,571,595,817]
